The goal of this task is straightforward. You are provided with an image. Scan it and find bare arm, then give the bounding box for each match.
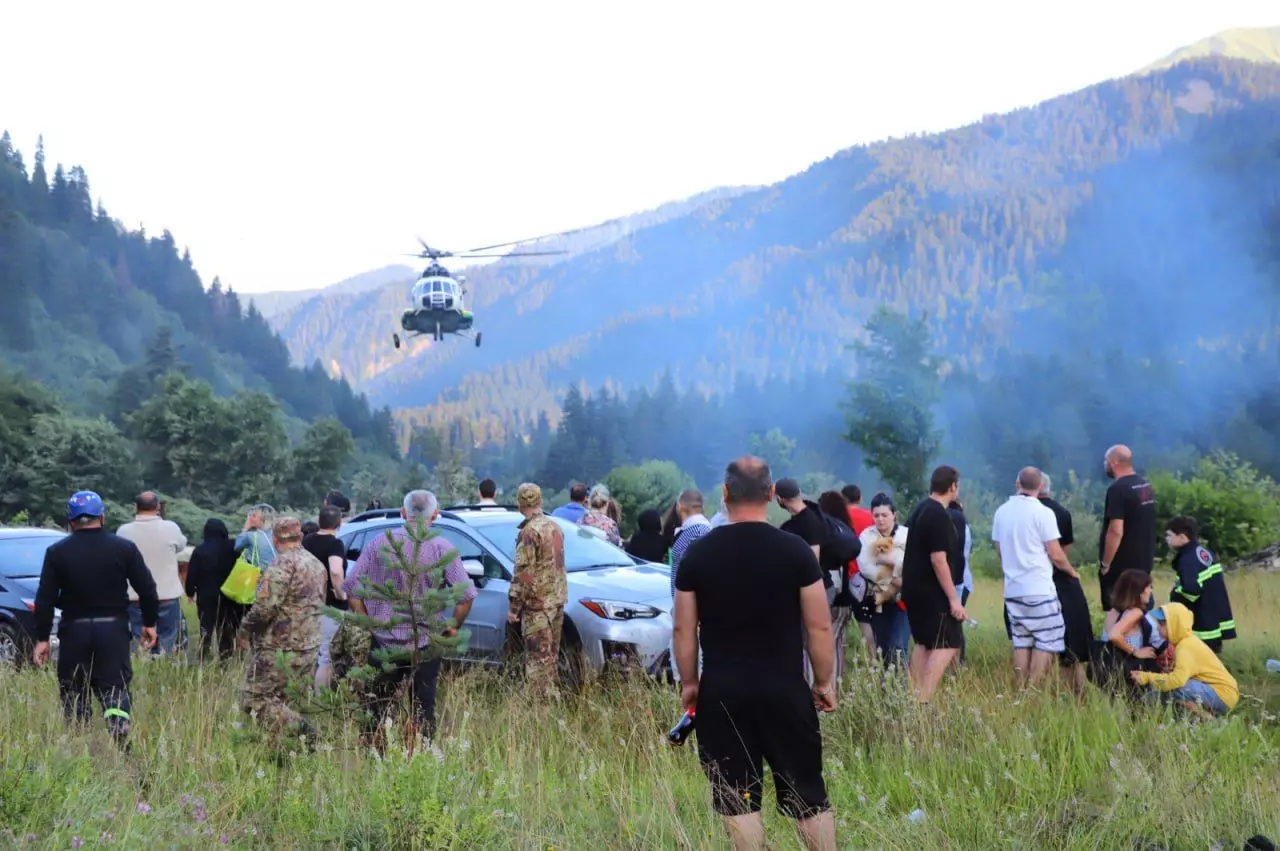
[1045,540,1079,579]
[1101,519,1124,573]
[327,555,347,601]
[673,589,700,686]
[800,579,835,688]
[932,550,966,619]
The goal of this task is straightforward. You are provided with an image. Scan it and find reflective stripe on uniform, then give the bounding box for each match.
[1194,627,1222,640]
[1174,585,1200,602]
[104,708,130,720]
[1197,563,1223,584]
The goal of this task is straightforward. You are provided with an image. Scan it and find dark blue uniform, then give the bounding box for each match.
[1169,540,1235,653]
[34,526,159,744]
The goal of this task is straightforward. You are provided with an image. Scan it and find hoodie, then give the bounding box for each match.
[1133,603,1239,710]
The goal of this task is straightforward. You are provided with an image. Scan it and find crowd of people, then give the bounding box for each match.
[25,442,1246,851]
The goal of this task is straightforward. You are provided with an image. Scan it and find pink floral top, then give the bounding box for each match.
[579,509,622,546]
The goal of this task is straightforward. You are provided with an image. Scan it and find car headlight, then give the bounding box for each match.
[579,599,662,621]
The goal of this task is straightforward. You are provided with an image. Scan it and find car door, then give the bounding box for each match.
[433,526,509,663]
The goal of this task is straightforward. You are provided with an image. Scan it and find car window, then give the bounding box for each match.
[434,527,506,580]
[472,517,635,572]
[341,530,367,561]
[0,536,62,578]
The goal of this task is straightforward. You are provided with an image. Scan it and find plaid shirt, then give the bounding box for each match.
[340,524,477,649]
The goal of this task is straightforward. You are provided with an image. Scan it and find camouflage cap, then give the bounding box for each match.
[273,515,303,543]
[516,483,543,510]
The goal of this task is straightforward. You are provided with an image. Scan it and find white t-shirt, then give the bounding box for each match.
[118,515,188,600]
[990,494,1060,599]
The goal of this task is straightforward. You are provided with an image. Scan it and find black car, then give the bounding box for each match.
[0,527,65,668]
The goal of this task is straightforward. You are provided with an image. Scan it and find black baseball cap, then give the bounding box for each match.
[775,478,801,500]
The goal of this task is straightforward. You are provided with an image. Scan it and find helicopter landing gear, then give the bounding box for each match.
[434,322,442,342]
[475,332,482,348]
[393,333,402,349]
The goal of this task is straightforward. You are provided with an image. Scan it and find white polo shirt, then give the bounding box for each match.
[990,494,1061,599]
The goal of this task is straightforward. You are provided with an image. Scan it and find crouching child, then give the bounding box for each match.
[1129,603,1238,717]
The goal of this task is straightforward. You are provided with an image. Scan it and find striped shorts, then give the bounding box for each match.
[1004,595,1066,653]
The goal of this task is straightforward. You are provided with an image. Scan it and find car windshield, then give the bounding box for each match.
[0,536,61,578]
[473,517,636,572]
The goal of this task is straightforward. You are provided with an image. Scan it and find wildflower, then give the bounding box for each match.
[181,795,191,805]
[220,835,229,844]
[71,839,83,849]
[136,802,151,814]
[193,798,207,823]
[256,768,266,779]
[99,833,112,843]
[460,739,471,752]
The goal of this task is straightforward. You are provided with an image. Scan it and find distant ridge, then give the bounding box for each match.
[1140,25,1280,73]
[249,264,415,319]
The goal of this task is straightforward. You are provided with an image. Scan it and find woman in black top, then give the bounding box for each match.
[184,518,244,661]
[626,509,669,564]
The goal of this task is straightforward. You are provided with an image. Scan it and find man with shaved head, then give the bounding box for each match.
[1098,445,1157,611]
[118,490,187,654]
[673,455,837,850]
[991,467,1079,689]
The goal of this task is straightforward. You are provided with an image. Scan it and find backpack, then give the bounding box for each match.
[821,512,861,567]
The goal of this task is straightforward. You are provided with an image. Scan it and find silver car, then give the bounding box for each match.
[337,505,673,685]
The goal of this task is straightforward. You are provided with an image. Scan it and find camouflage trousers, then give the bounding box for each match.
[509,607,564,699]
[242,647,318,735]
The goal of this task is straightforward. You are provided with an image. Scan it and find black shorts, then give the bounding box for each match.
[695,677,829,819]
[904,594,963,649]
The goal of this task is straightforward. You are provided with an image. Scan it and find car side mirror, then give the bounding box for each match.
[462,558,485,586]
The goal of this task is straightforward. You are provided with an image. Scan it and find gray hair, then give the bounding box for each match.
[587,483,611,509]
[403,489,438,519]
[1040,473,1053,496]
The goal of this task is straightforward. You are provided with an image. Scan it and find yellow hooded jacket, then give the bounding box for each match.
[1133,602,1239,710]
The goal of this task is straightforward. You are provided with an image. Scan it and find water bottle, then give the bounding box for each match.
[1266,659,1280,674]
[667,708,696,745]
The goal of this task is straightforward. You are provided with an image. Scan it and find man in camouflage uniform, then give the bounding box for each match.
[509,483,568,699]
[238,516,327,737]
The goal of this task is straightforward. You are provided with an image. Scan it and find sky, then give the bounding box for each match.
[2,1,1277,294]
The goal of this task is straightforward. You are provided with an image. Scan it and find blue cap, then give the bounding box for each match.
[67,490,105,520]
[1149,607,1166,622]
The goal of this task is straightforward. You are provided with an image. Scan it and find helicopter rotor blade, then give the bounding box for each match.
[455,250,568,259]
[465,223,599,254]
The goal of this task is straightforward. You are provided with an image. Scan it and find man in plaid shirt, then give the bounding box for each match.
[342,489,476,743]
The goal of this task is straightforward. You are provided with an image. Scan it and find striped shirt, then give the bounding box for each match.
[341,524,477,649]
[670,515,711,597]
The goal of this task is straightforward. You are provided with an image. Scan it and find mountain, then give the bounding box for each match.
[248,264,416,319]
[1140,25,1280,73]
[270,56,1280,462]
[0,133,399,455]
[266,185,757,382]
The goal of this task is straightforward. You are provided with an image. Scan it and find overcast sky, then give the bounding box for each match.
[2,1,1276,293]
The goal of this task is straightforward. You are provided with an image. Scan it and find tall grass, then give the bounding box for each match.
[2,570,1278,849]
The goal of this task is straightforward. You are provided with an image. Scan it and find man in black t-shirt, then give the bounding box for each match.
[303,506,347,688]
[901,465,966,703]
[674,456,837,850]
[1097,445,1157,611]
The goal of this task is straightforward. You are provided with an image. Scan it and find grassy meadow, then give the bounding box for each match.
[2,570,1278,850]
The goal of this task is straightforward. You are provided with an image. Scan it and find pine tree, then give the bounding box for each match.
[29,135,49,222]
[288,514,471,748]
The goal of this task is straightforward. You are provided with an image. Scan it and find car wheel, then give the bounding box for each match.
[558,628,587,693]
[0,621,28,669]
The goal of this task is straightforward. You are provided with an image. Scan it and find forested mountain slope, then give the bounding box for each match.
[0,134,398,455]
[275,58,1280,464]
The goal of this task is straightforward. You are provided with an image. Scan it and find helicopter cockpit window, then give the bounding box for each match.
[431,281,442,293]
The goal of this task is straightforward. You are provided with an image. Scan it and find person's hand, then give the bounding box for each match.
[1129,669,1144,683]
[1100,563,1110,577]
[949,598,967,621]
[507,610,520,624]
[140,627,157,650]
[442,625,458,638]
[812,681,837,713]
[1066,566,1080,580]
[237,636,249,653]
[681,682,699,712]
[32,641,50,667]
[1133,646,1155,660]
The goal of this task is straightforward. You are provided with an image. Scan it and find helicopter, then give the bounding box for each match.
[393,236,567,349]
